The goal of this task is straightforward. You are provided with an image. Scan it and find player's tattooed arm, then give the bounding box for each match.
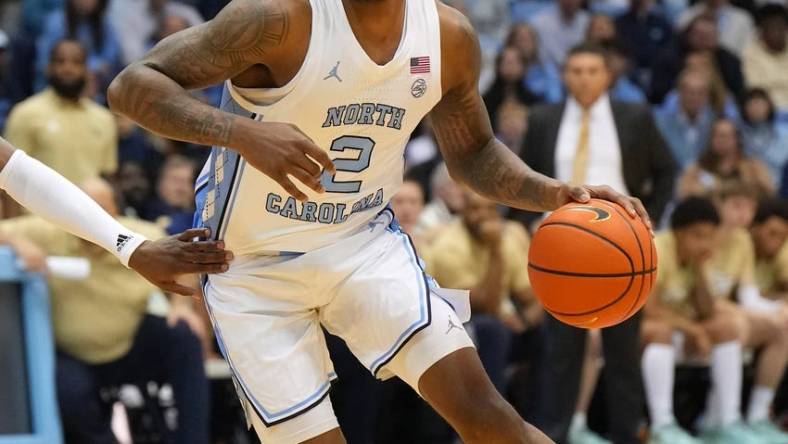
[107,0,289,148]
[430,8,563,212]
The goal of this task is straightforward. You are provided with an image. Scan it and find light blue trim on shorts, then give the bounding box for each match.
[368,229,431,375]
[201,278,333,426]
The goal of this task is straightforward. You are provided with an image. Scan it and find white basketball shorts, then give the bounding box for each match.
[202,209,473,443]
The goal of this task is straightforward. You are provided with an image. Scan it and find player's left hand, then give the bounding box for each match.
[558,183,652,232]
[128,228,232,296]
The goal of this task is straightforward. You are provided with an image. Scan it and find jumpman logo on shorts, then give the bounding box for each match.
[323,61,342,82]
[446,316,462,334]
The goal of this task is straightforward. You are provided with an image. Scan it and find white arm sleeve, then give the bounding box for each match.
[737,283,784,313]
[0,150,146,267]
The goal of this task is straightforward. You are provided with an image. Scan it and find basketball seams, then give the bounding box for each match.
[597,200,649,321]
[530,222,637,317]
[528,263,656,278]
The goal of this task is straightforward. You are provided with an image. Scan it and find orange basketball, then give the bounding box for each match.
[527,198,657,329]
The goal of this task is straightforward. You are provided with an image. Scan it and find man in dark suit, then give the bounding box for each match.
[513,42,676,444]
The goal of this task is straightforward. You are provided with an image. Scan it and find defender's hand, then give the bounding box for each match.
[233,120,336,201]
[558,184,652,232]
[128,228,232,296]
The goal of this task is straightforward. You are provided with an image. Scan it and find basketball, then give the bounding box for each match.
[528,198,657,329]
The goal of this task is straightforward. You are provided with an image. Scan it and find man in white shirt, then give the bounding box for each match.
[743,4,788,109]
[678,0,755,56]
[530,0,591,67]
[514,42,676,444]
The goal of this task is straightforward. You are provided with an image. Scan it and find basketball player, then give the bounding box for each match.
[0,137,230,295]
[108,1,650,442]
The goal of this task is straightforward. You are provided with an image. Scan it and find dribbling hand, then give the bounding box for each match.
[128,228,233,296]
[558,183,652,232]
[233,120,336,201]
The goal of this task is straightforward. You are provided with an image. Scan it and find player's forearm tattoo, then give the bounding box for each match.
[432,94,557,211]
[109,0,288,147]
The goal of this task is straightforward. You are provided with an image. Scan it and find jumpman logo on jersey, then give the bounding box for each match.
[367,219,385,232]
[446,316,462,335]
[323,61,342,82]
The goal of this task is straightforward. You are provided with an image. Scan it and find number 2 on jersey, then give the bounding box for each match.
[320,135,376,193]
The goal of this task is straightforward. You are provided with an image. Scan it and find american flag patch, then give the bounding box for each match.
[410,56,430,74]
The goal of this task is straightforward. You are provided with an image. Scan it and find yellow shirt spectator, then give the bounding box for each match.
[4,88,118,183]
[0,215,164,364]
[755,242,788,298]
[654,228,755,318]
[427,220,531,316]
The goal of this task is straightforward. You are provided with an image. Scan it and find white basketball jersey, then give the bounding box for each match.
[195,0,442,255]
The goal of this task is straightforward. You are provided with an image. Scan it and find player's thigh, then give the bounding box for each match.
[701,304,744,343]
[741,309,784,348]
[641,318,673,345]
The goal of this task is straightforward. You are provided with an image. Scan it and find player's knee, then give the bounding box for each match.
[706,311,740,343]
[643,320,673,344]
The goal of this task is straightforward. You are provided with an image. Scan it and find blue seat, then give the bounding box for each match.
[0,247,62,444]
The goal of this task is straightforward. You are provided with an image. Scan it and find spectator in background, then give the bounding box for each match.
[678,118,774,198]
[482,46,537,131]
[5,40,117,184]
[36,0,122,99]
[678,0,755,56]
[656,69,717,171]
[143,155,195,235]
[117,160,152,218]
[586,14,617,44]
[515,43,675,444]
[427,189,537,394]
[531,0,591,67]
[504,23,563,103]
[752,198,788,300]
[495,100,529,156]
[108,0,203,64]
[389,179,427,249]
[651,14,744,104]
[615,0,674,92]
[116,113,162,172]
[740,88,788,185]
[642,197,755,444]
[22,0,63,37]
[416,163,464,234]
[711,183,788,443]
[404,117,439,171]
[742,4,788,110]
[604,40,648,103]
[0,29,35,133]
[0,178,210,444]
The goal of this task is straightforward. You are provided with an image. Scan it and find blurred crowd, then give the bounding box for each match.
[0,0,788,443]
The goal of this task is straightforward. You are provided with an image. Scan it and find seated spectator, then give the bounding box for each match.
[108,0,203,64]
[0,177,209,444]
[143,155,196,235]
[404,117,438,170]
[659,50,739,119]
[415,163,464,234]
[742,4,788,110]
[22,0,64,38]
[5,40,117,184]
[614,0,674,92]
[586,13,617,44]
[495,100,529,156]
[739,88,788,185]
[677,0,755,56]
[710,184,788,443]
[751,198,788,300]
[389,179,428,248]
[116,113,163,171]
[604,40,647,103]
[117,160,152,218]
[656,69,717,171]
[531,0,591,67]
[427,189,538,393]
[678,118,774,198]
[505,23,563,103]
[642,197,753,444]
[35,0,122,100]
[0,29,35,133]
[483,46,538,129]
[651,14,744,104]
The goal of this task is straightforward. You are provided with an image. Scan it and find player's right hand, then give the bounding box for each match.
[128,228,233,296]
[233,120,336,201]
